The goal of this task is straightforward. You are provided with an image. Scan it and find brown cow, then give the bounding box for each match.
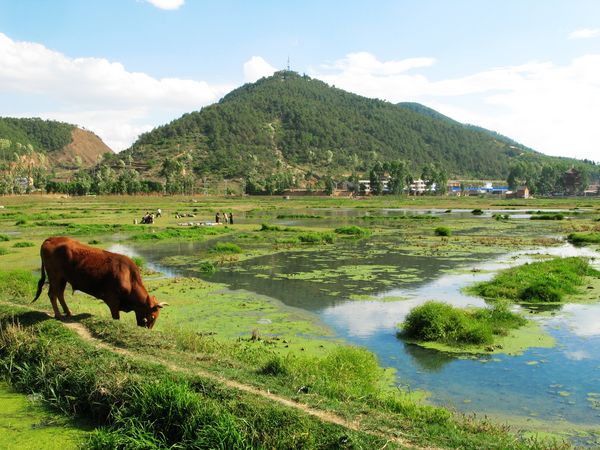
[32,237,167,328]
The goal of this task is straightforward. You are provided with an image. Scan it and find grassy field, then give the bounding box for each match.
[1,193,599,448]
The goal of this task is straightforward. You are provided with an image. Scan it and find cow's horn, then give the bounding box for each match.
[157,302,169,308]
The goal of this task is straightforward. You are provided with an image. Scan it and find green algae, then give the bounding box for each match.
[145,277,340,356]
[0,383,89,450]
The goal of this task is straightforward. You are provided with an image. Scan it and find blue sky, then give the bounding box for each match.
[1,0,599,161]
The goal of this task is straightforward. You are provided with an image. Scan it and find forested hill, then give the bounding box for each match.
[0,117,113,174]
[396,103,537,153]
[124,71,553,180]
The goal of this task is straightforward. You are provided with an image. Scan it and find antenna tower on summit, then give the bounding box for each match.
[286,56,291,71]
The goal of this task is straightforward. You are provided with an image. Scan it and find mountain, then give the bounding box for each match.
[397,102,537,154]
[0,117,113,177]
[120,71,563,181]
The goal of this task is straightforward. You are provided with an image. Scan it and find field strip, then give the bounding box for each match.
[0,300,441,450]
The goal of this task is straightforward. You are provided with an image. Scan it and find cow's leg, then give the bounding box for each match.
[109,306,120,320]
[57,279,72,317]
[47,287,62,319]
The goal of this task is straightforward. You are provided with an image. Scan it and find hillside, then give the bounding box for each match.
[121,71,554,182]
[0,117,113,176]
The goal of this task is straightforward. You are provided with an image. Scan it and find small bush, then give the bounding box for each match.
[568,232,600,245]
[13,241,35,248]
[471,208,484,215]
[260,223,282,231]
[88,239,101,245]
[530,214,564,221]
[399,301,525,347]
[298,232,335,244]
[0,234,9,242]
[212,242,242,254]
[15,219,28,226]
[434,226,452,237]
[334,225,371,238]
[198,261,216,274]
[0,248,8,256]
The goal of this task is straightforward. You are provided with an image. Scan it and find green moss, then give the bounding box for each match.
[0,383,89,449]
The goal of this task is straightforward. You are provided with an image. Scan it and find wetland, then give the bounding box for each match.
[1,194,600,447]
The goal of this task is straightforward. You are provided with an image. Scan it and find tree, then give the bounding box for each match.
[369,161,385,195]
[388,160,408,195]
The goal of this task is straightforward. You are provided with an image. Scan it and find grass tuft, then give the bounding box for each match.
[399,301,526,347]
[469,257,599,303]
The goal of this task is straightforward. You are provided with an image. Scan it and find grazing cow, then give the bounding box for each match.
[32,237,167,328]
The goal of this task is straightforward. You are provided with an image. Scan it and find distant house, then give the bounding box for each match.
[564,167,582,195]
[410,179,427,195]
[584,184,599,196]
[506,186,530,199]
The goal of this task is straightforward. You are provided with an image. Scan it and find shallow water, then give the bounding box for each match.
[113,219,600,428]
[0,383,88,449]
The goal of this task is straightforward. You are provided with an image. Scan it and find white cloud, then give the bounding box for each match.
[144,0,185,10]
[311,52,600,161]
[0,33,233,151]
[568,28,600,40]
[243,56,277,83]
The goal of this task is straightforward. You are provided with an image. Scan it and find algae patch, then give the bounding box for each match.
[0,383,89,449]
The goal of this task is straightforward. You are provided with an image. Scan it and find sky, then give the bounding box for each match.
[0,0,599,162]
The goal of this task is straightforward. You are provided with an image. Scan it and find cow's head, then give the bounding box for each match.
[138,296,168,329]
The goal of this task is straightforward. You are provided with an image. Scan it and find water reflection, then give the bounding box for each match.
[402,342,455,373]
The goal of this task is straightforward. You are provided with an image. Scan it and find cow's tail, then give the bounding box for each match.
[32,261,46,303]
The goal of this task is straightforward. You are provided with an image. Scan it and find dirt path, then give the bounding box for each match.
[2,301,439,449]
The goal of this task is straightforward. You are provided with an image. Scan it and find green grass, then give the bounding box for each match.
[130,256,146,269]
[334,225,371,238]
[276,214,323,219]
[298,232,335,244]
[398,301,527,347]
[530,214,564,221]
[469,257,600,303]
[211,242,242,254]
[12,241,35,248]
[0,234,9,242]
[434,226,452,237]
[567,232,600,245]
[0,308,388,450]
[132,226,229,241]
[0,270,38,301]
[0,306,549,449]
[197,261,217,274]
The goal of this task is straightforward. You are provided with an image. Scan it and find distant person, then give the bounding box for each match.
[223,212,229,224]
[156,208,162,218]
[229,212,234,225]
[215,212,220,224]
